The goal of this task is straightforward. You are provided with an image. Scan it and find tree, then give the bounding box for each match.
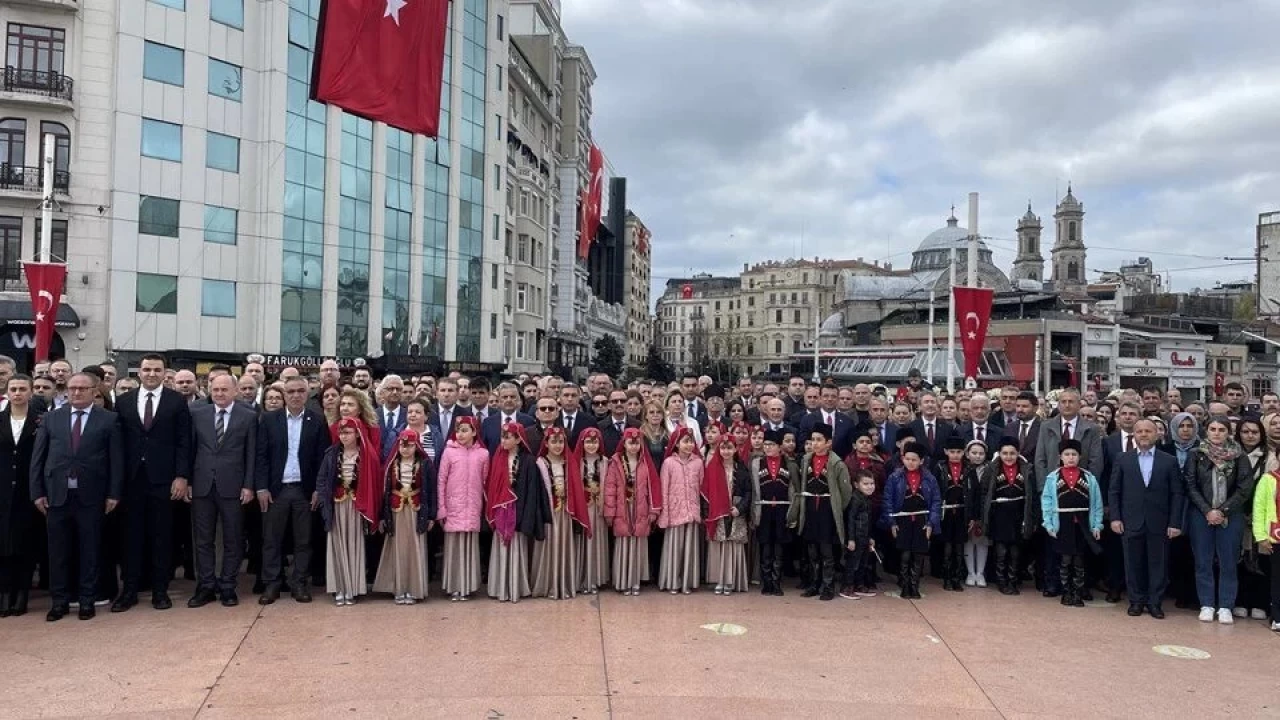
[645,343,675,383]
[590,335,625,378]
[1234,291,1258,322]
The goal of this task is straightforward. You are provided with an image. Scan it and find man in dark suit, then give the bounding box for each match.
[188,375,257,608]
[867,397,898,455]
[1098,402,1142,602]
[113,353,192,613]
[376,374,408,459]
[31,372,124,621]
[429,378,472,456]
[1003,391,1042,462]
[255,376,330,604]
[800,385,855,458]
[557,384,595,448]
[481,383,534,454]
[525,396,562,457]
[679,374,709,428]
[991,385,1020,430]
[598,388,640,456]
[957,394,998,446]
[908,391,956,461]
[1109,418,1185,619]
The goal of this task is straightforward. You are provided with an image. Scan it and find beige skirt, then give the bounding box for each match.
[442,531,482,597]
[487,532,531,602]
[613,535,647,591]
[658,522,701,593]
[372,509,428,599]
[532,508,579,600]
[327,501,366,598]
[581,501,610,591]
[706,539,749,592]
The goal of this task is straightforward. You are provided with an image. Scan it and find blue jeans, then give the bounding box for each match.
[1187,509,1245,609]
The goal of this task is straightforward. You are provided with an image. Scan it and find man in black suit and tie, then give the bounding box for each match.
[759,397,798,439]
[187,375,256,608]
[958,394,997,446]
[255,376,330,605]
[481,383,534,454]
[376,374,408,460]
[598,388,640,456]
[1109,418,1185,619]
[557,385,594,447]
[430,377,471,450]
[1004,392,1042,462]
[680,374,709,428]
[801,385,855,459]
[31,372,124,621]
[867,397,897,456]
[991,385,1020,430]
[909,392,956,461]
[1099,402,1143,602]
[113,353,192,613]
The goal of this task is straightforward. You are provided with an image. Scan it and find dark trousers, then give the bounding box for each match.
[262,484,311,590]
[308,508,326,585]
[1042,535,1062,593]
[0,554,31,597]
[843,544,870,587]
[1122,531,1169,606]
[365,530,384,584]
[47,492,103,607]
[193,492,245,593]
[1271,551,1280,622]
[243,503,263,576]
[1094,526,1126,592]
[171,500,194,579]
[647,526,664,583]
[806,542,835,589]
[123,492,175,596]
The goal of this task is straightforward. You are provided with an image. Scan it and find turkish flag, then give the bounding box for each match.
[311,0,449,136]
[952,286,994,382]
[577,144,604,260]
[22,262,66,363]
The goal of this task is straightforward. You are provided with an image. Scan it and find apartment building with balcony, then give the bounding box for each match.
[624,211,651,369]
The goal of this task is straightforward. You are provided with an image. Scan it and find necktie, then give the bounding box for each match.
[564,414,572,429]
[976,425,984,442]
[616,421,624,434]
[144,392,154,430]
[216,409,227,447]
[1063,421,1072,441]
[1019,422,1028,445]
[71,410,84,452]
[825,412,833,426]
[926,422,935,446]
[1125,434,1135,453]
[442,411,450,433]
[687,401,696,418]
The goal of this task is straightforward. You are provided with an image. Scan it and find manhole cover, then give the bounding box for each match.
[700,623,747,636]
[1152,644,1211,660]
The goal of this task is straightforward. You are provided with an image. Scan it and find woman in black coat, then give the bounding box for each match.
[0,374,39,616]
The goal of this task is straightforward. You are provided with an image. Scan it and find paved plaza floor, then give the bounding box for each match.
[0,576,1276,719]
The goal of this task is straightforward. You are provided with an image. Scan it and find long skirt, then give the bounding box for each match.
[706,539,749,592]
[326,502,366,598]
[442,531,482,597]
[613,535,648,591]
[487,533,530,602]
[372,510,428,599]
[658,522,701,593]
[532,508,579,600]
[581,502,610,591]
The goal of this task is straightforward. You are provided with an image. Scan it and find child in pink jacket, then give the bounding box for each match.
[436,416,489,601]
[658,427,704,594]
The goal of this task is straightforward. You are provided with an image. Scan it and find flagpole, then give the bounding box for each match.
[926,290,935,385]
[38,133,53,263]
[946,247,956,393]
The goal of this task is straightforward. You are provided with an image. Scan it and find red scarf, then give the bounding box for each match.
[1061,466,1081,490]
[614,428,662,511]
[1001,462,1019,486]
[332,417,383,527]
[484,422,529,544]
[700,442,736,540]
[948,461,963,486]
[812,452,829,478]
[765,455,782,478]
[906,468,922,495]
[538,426,592,538]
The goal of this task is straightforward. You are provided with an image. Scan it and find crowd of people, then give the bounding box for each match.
[0,355,1277,634]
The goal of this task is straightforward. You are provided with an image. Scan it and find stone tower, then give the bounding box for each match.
[1051,184,1086,293]
[1011,203,1044,284]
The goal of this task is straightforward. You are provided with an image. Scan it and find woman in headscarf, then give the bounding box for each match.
[576,427,610,594]
[373,428,435,604]
[603,428,661,595]
[658,426,704,594]
[484,422,550,603]
[1162,411,1201,611]
[1185,417,1257,624]
[316,417,382,606]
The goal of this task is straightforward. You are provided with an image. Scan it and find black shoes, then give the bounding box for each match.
[46,605,69,622]
[187,588,217,608]
[220,591,239,607]
[152,593,173,610]
[1127,603,1144,617]
[1148,604,1165,619]
[1105,590,1122,603]
[78,605,95,620]
[800,586,820,598]
[110,593,137,613]
[291,587,312,603]
[259,585,281,605]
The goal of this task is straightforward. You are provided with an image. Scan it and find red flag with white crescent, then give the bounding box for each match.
[23,262,66,363]
[952,286,994,382]
[577,144,604,260]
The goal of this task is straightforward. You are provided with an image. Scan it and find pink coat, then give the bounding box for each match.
[658,453,704,528]
[436,439,489,532]
[603,454,658,537]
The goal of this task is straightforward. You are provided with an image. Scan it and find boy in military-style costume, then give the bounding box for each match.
[1040,438,1103,607]
[882,442,941,599]
[750,428,799,596]
[787,424,852,601]
[979,437,1035,595]
[934,436,970,592]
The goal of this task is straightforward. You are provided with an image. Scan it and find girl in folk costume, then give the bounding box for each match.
[436,415,488,601]
[730,421,753,465]
[880,442,940,600]
[576,427,610,594]
[702,422,726,462]
[604,428,662,595]
[962,439,991,588]
[658,426,705,594]
[704,438,752,595]
[316,417,383,606]
[485,422,551,603]
[531,426,591,600]
[935,436,970,592]
[788,424,853,601]
[978,437,1035,596]
[730,419,759,583]
[373,429,436,604]
[1040,439,1103,608]
[751,428,799,596]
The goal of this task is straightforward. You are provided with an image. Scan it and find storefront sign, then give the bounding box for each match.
[1170,352,1197,367]
[261,355,360,371]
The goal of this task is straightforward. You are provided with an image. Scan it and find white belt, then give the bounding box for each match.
[942,503,964,510]
[801,492,831,498]
[891,510,929,517]
[756,500,790,505]
[1058,507,1090,513]
[992,497,1024,504]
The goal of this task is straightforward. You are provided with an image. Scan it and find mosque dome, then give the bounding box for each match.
[911,213,996,273]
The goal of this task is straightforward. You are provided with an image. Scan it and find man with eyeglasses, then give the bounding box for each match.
[598,389,639,455]
[481,383,533,455]
[32,372,124,621]
[527,396,562,456]
[377,374,408,459]
[589,394,610,420]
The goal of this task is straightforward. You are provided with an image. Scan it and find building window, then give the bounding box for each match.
[794,310,801,323]
[141,118,182,161]
[143,42,184,86]
[1118,339,1157,360]
[793,339,801,353]
[149,0,185,8]
[1068,221,1077,244]
[203,205,237,244]
[775,309,782,323]
[6,24,65,77]
[210,0,243,29]
[769,293,775,304]
[201,279,236,317]
[714,317,720,330]
[208,58,243,101]
[748,296,755,307]
[803,272,808,284]
[136,273,178,314]
[516,282,527,311]
[496,13,504,40]
[495,65,502,91]
[33,218,67,264]
[802,292,809,304]
[40,121,69,178]
[517,234,528,262]
[489,312,497,339]
[714,301,720,311]
[206,131,240,172]
[0,118,24,170]
[516,331,527,359]
[774,340,782,354]
[490,262,498,290]
[1086,356,1110,376]
[0,216,18,287]
[504,229,512,260]
[138,196,180,237]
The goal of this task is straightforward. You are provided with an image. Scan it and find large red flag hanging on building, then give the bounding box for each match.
[23,261,66,363]
[311,0,450,136]
[952,286,994,382]
[577,144,604,260]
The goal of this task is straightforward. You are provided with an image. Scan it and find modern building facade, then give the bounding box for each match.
[623,211,651,369]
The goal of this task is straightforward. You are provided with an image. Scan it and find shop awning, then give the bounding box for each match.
[0,299,80,328]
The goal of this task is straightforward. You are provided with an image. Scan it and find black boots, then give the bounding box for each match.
[899,552,921,599]
[818,557,836,601]
[770,560,784,596]
[1058,557,1087,607]
[942,544,965,592]
[996,544,1022,595]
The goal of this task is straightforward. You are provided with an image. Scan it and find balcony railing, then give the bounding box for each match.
[0,164,69,193]
[3,67,74,101]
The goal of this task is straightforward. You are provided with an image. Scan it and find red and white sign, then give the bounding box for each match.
[22,261,66,363]
[952,286,994,382]
[1170,351,1196,367]
[577,144,604,260]
[680,284,693,300]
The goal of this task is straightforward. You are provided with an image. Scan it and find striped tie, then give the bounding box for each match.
[216,409,227,447]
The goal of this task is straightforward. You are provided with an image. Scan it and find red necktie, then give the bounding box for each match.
[1063,421,1072,441]
[926,423,935,446]
[144,392,155,430]
[71,410,84,452]
[1125,434,1135,453]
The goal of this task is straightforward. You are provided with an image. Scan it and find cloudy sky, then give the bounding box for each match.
[558,0,1280,303]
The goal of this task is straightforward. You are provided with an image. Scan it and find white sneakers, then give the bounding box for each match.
[1199,607,1215,623]
[1232,606,1248,618]
[1271,621,1280,632]
[965,573,977,587]
[1217,608,1234,625]
[975,575,987,588]
[1251,609,1268,620]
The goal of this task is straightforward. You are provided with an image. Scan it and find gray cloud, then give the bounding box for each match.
[559,0,1280,300]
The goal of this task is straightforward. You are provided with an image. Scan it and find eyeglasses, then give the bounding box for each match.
[537,405,557,412]
[610,398,625,404]
[592,400,607,407]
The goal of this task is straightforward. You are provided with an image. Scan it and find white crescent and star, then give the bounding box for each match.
[963,311,981,340]
[384,0,407,25]
[35,289,53,322]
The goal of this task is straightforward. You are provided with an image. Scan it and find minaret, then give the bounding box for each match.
[1011,203,1044,284]
[1051,184,1086,293]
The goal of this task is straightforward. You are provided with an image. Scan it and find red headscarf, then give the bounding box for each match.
[700,438,736,539]
[575,426,604,458]
[537,425,591,537]
[449,414,482,447]
[484,422,529,542]
[665,425,695,459]
[615,427,662,511]
[730,420,753,464]
[336,416,382,527]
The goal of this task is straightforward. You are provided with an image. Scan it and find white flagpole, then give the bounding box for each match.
[926,290,935,385]
[946,247,956,393]
[38,133,53,263]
